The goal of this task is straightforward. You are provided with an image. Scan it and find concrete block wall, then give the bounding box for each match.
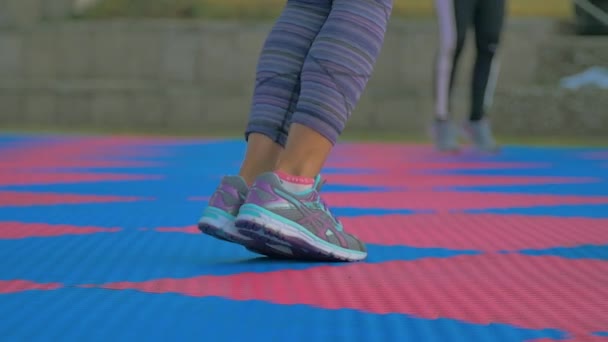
[0,0,74,28]
[0,18,606,136]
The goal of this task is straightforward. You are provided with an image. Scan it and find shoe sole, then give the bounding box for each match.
[198,207,292,259]
[235,204,367,262]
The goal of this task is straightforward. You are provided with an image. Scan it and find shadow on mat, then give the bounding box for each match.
[212,256,338,266]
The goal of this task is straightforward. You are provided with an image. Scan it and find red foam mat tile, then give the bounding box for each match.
[101,254,608,339]
[324,173,593,188]
[341,214,608,251]
[322,190,608,211]
[0,191,146,207]
[0,222,121,239]
[0,171,160,186]
[0,280,62,294]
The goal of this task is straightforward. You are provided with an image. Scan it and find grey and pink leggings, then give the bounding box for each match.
[244,0,393,146]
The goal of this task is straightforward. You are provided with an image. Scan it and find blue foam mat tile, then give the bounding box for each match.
[0,288,567,342]
[0,230,478,284]
[519,244,608,261]
[466,204,608,218]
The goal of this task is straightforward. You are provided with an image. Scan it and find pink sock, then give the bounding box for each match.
[275,171,315,193]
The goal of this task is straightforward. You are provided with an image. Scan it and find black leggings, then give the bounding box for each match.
[434,0,506,121]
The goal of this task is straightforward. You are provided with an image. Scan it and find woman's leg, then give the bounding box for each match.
[199,0,332,247]
[276,0,394,177]
[239,0,333,185]
[236,0,394,261]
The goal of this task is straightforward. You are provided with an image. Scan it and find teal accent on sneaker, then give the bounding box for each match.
[198,175,293,259]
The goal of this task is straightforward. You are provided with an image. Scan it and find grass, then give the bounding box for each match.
[81,0,574,20]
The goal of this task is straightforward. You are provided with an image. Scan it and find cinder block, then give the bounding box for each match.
[561,88,608,135]
[23,28,59,79]
[55,91,92,126]
[130,92,167,127]
[202,93,250,129]
[126,31,163,79]
[24,91,56,125]
[377,21,448,92]
[235,26,265,77]
[162,28,200,82]
[0,0,43,28]
[368,97,427,135]
[56,25,94,78]
[0,33,23,77]
[166,87,205,128]
[90,23,163,80]
[0,91,24,125]
[492,87,563,135]
[199,29,252,95]
[41,0,72,20]
[90,92,130,127]
[91,23,130,79]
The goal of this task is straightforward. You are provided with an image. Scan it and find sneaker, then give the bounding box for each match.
[431,118,460,152]
[464,119,500,153]
[198,175,289,258]
[234,172,368,262]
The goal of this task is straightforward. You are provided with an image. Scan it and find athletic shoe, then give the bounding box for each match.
[464,119,500,153]
[235,172,368,262]
[198,175,288,258]
[431,118,460,152]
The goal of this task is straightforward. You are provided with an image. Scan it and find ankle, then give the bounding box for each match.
[237,172,257,187]
[239,159,278,185]
[274,163,318,179]
[238,132,283,186]
[274,123,331,179]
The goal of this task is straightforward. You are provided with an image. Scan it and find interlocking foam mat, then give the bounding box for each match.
[1,133,607,341]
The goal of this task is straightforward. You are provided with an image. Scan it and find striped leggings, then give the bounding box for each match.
[244,0,393,146]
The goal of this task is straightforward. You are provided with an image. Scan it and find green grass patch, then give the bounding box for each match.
[80,0,574,20]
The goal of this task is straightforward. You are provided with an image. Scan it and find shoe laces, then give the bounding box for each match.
[316,178,343,229]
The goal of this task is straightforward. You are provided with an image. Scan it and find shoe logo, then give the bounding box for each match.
[274,188,309,210]
[298,211,333,235]
[275,188,330,229]
[275,188,347,243]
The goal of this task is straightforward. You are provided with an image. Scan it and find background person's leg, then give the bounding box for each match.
[465,0,505,152]
[240,0,332,185]
[470,0,505,122]
[432,0,475,151]
[433,0,475,120]
[276,0,394,178]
